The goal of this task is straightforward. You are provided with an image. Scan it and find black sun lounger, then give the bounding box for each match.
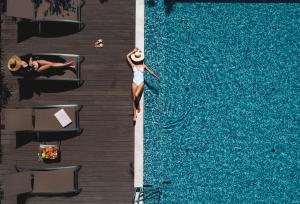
[4,166,81,197]
[6,0,85,31]
[4,104,82,133]
[10,53,82,83]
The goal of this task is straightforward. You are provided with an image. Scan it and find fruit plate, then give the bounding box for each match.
[38,144,59,160]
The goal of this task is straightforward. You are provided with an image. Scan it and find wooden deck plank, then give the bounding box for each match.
[0,0,135,203]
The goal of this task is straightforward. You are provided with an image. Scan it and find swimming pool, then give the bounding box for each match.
[144,1,300,203]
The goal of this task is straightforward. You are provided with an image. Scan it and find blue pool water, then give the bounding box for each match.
[144,1,300,203]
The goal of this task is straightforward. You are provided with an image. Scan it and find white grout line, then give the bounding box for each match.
[134,0,144,188]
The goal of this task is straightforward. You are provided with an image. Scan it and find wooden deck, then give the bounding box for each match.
[0,0,135,203]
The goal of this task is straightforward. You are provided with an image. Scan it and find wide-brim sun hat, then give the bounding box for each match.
[8,55,22,72]
[131,51,144,62]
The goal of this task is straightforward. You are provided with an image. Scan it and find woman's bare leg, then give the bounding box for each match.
[36,60,75,72]
[132,83,138,121]
[134,82,144,113]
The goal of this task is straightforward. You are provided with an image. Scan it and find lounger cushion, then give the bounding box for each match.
[4,172,32,196]
[34,107,76,130]
[35,1,78,22]
[32,168,75,193]
[7,0,78,22]
[5,109,33,131]
[6,0,35,20]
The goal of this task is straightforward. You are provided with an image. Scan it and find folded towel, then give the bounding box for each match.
[54,109,72,128]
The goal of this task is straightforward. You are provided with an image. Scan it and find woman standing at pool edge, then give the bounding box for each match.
[127,48,160,122]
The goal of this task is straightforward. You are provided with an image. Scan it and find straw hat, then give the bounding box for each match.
[7,56,22,72]
[131,51,144,62]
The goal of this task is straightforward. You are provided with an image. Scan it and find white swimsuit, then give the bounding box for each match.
[133,66,144,86]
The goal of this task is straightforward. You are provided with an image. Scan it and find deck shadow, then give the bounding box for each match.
[0,0,6,13]
[16,132,36,148]
[130,161,134,178]
[18,79,81,100]
[17,20,37,43]
[17,20,84,42]
[164,0,300,14]
[99,0,109,3]
[17,191,80,204]
[16,131,82,148]
[38,21,84,38]
[17,194,27,204]
[0,143,2,164]
[37,131,82,142]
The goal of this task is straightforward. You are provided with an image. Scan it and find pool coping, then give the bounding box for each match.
[134,0,144,189]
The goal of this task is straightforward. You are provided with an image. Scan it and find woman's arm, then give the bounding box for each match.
[126,48,139,68]
[144,65,160,81]
[29,57,33,67]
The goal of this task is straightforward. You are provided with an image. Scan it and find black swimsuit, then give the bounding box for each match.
[18,54,39,77]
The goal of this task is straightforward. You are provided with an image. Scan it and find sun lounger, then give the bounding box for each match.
[6,0,84,31]
[4,166,81,197]
[4,104,82,133]
[11,53,82,83]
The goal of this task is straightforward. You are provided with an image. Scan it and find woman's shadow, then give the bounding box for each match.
[145,81,159,96]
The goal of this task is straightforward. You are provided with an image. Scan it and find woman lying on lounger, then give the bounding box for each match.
[126,48,160,122]
[7,55,75,74]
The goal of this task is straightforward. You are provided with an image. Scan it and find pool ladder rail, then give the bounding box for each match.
[132,185,161,204]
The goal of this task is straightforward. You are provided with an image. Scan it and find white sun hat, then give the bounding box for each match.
[131,51,144,62]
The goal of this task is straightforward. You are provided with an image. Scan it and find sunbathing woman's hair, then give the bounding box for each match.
[7,55,22,72]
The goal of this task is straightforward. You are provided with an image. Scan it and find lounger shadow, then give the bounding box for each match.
[15,131,82,148]
[4,104,82,134]
[18,79,84,101]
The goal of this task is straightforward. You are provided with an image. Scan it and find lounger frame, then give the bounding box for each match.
[7,0,85,32]
[14,104,82,134]
[15,165,82,196]
[12,53,83,84]
[34,0,85,33]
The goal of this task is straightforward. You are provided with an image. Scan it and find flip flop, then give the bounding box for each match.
[95,43,104,48]
[95,39,103,44]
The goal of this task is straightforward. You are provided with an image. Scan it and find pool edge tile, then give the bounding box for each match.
[134,0,144,189]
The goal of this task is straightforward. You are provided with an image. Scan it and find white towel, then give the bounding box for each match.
[54,109,72,128]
